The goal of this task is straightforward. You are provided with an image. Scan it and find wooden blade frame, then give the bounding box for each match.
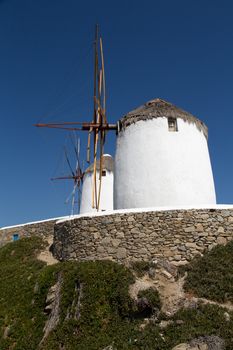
[52,135,84,215]
[35,25,116,213]
[90,25,107,211]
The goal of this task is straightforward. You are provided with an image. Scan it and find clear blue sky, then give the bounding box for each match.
[1,0,233,226]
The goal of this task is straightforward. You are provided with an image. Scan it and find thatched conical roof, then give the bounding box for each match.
[119,98,208,138]
[85,154,114,174]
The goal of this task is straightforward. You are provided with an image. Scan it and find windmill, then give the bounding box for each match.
[36,25,117,211]
[51,134,84,215]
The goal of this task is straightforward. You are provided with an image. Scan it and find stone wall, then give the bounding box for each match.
[53,209,233,265]
[0,219,57,247]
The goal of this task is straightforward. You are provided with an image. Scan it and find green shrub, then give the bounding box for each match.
[179,241,233,303]
[131,261,155,277]
[1,237,233,349]
[0,237,49,350]
[137,287,161,310]
[42,260,136,349]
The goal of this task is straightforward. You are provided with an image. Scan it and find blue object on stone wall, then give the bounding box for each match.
[12,233,19,241]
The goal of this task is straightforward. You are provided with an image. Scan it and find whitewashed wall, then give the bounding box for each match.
[80,170,113,214]
[114,117,216,209]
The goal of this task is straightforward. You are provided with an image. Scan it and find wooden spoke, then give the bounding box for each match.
[87,127,92,163]
[100,37,106,123]
[97,130,104,210]
[35,25,116,213]
[92,111,100,208]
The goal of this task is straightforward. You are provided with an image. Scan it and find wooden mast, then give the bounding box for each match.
[35,25,116,212]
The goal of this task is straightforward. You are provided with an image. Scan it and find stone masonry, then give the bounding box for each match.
[0,219,57,247]
[53,209,233,265]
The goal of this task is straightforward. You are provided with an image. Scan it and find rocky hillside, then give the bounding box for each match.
[0,237,233,349]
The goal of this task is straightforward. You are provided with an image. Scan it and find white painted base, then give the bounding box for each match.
[80,170,114,214]
[114,118,216,209]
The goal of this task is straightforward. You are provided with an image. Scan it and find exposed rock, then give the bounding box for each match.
[174,255,182,261]
[224,311,230,321]
[97,246,105,253]
[65,281,83,320]
[112,239,121,247]
[172,335,225,350]
[40,272,63,347]
[157,259,177,276]
[175,319,185,325]
[116,247,127,259]
[216,237,227,245]
[160,269,173,280]
[189,335,225,350]
[101,237,111,246]
[172,343,190,350]
[218,227,225,233]
[148,267,156,278]
[116,232,124,239]
[159,320,173,328]
[102,346,115,350]
[184,226,195,233]
[3,326,10,339]
[196,223,204,232]
[186,243,197,249]
[139,318,150,330]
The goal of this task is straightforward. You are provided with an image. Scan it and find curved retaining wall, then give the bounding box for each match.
[53,208,233,265]
[0,219,57,247]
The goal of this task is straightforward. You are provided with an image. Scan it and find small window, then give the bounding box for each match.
[12,233,19,241]
[168,117,178,132]
[102,170,106,176]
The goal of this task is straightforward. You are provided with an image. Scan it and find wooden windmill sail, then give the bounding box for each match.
[36,25,117,211]
[51,134,84,214]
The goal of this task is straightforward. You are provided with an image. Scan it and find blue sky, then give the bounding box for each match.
[1,0,233,226]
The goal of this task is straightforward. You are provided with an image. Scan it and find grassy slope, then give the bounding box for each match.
[1,237,233,349]
[0,237,48,349]
[180,241,233,303]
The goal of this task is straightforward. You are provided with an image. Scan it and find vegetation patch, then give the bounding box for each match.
[138,303,233,350]
[0,237,49,350]
[179,240,233,303]
[137,287,161,317]
[42,260,136,350]
[1,238,233,349]
[130,261,155,277]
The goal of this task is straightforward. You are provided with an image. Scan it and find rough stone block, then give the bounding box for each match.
[138,232,146,238]
[106,247,116,254]
[138,247,148,254]
[198,232,208,237]
[196,224,204,232]
[112,239,121,247]
[218,226,225,233]
[89,227,98,232]
[184,226,195,233]
[131,228,140,234]
[116,232,125,239]
[216,236,227,245]
[116,247,127,259]
[101,237,111,246]
[97,246,105,253]
[174,255,182,261]
[186,243,197,249]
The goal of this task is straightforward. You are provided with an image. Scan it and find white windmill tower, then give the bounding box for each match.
[80,154,114,214]
[114,98,216,210]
